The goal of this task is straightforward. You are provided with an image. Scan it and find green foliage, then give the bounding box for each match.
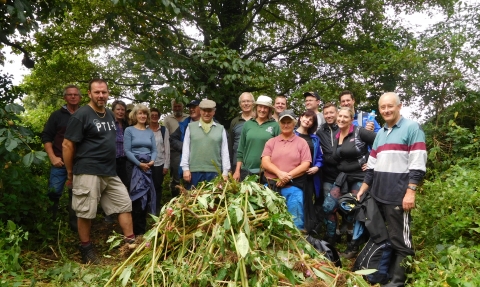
[410,242,480,286]
[414,160,480,246]
[0,220,28,273]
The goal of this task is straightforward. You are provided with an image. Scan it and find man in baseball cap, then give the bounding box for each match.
[169,99,201,194]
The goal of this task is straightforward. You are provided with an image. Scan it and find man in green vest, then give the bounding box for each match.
[180,99,230,189]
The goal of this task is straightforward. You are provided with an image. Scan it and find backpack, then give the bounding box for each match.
[352,238,392,284]
[305,235,342,267]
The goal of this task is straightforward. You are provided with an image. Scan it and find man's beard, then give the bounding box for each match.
[174,110,182,117]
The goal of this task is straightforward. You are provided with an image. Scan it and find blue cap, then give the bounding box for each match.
[186,100,200,107]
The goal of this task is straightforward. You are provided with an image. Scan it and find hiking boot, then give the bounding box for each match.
[341,240,359,259]
[79,244,100,265]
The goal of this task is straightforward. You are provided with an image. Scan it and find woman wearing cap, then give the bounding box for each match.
[295,110,323,234]
[124,104,157,235]
[323,107,376,257]
[233,95,279,181]
[261,110,312,229]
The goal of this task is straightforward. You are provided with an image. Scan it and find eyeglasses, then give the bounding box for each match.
[65,93,80,97]
[241,100,253,104]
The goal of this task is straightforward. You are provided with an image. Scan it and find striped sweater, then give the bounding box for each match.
[364,117,427,205]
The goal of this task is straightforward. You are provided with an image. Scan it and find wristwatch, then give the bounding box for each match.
[407,185,417,191]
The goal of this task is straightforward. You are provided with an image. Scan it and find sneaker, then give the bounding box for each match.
[341,240,359,259]
[79,243,100,265]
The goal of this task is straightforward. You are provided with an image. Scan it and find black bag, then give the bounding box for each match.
[305,235,342,267]
[352,238,392,284]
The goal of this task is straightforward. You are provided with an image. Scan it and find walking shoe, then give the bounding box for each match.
[341,240,359,259]
[79,243,100,265]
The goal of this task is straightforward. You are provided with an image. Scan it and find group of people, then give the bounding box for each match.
[42,79,426,287]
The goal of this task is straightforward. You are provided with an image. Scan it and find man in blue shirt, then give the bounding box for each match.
[339,90,381,132]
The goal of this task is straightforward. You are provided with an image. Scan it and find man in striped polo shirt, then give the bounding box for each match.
[356,92,427,287]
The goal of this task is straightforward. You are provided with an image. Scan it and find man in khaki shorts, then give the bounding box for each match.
[62,78,134,264]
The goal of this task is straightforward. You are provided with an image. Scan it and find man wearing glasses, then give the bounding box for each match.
[41,85,81,231]
[228,92,255,169]
[304,91,326,130]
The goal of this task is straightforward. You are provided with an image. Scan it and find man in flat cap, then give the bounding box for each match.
[304,91,326,130]
[180,99,230,188]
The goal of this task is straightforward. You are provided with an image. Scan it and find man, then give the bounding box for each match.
[339,90,381,132]
[149,108,170,214]
[272,94,287,121]
[41,84,81,231]
[170,100,201,193]
[180,99,230,188]
[63,79,135,264]
[304,91,326,129]
[164,100,189,198]
[356,92,427,287]
[229,92,254,168]
[316,102,340,244]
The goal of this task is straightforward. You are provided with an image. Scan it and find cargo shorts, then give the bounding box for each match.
[72,174,132,219]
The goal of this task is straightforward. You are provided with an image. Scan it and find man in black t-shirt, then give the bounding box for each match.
[63,79,135,264]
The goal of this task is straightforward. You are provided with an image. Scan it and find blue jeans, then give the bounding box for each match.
[188,172,218,189]
[47,166,68,201]
[281,186,305,229]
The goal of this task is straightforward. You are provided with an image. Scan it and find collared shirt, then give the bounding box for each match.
[180,121,230,175]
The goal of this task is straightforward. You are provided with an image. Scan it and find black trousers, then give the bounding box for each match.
[151,165,165,215]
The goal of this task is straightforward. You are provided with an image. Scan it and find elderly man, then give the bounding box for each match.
[63,79,135,264]
[304,91,326,129]
[180,99,230,188]
[356,92,427,287]
[164,99,189,198]
[229,92,255,169]
[41,84,81,230]
[339,90,381,132]
[272,94,287,121]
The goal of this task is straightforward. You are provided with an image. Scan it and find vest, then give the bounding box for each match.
[188,122,224,173]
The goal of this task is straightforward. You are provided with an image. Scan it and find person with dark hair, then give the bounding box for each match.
[63,79,135,264]
[111,100,129,188]
[272,95,287,121]
[42,84,81,231]
[323,107,376,258]
[294,110,323,234]
[339,90,381,132]
[149,107,170,214]
[124,104,157,235]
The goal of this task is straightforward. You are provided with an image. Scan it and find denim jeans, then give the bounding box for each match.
[47,166,68,201]
[188,172,218,189]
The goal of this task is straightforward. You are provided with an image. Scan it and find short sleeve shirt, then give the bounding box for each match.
[64,105,117,176]
[261,135,312,179]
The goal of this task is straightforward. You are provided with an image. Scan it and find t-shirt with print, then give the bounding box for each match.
[64,105,117,176]
[236,118,279,171]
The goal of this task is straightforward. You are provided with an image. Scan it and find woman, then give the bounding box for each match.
[112,100,129,187]
[149,108,170,215]
[323,107,376,257]
[233,95,279,181]
[295,110,323,234]
[124,104,157,235]
[261,110,311,229]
